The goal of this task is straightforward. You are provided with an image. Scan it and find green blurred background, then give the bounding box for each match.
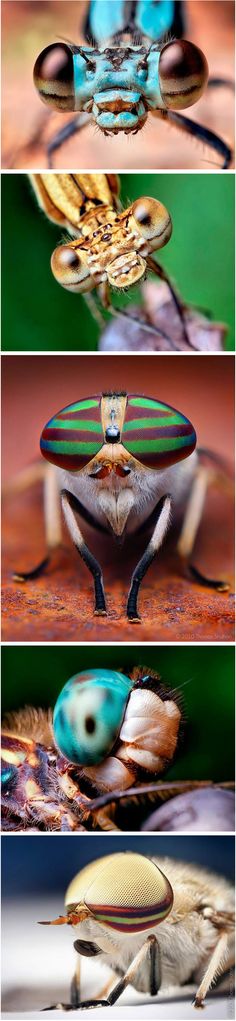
[2,173,234,351]
[2,645,234,782]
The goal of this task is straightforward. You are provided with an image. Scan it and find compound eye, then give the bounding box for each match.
[159,40,208,110]
[51,245,90,291]
[33,43,75,110]
[53,670,132,766]
[132,197,172,246]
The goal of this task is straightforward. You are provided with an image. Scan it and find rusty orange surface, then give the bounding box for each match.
[2,482,235,643]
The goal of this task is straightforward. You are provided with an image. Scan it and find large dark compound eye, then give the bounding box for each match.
[159,39,208,110]
[33,43,75,110]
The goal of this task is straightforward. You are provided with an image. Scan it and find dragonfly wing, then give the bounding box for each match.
[29,173,120,234]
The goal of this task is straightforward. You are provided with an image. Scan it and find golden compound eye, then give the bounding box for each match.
[132,197,172,246]
[33,44,75,111]
[159,40,209,110]
[51,245,90,290]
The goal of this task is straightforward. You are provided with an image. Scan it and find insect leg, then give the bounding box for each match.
[107,934,161,1004]
[13,464,62,582]
[47,113,91,168]
[70,956,81,1007]
[61,489,107,615]
[177,465,230,590]
[127,494,172,622]
[98,281,178,348]
[207,77,235,93]
[194,930,229,1008]
[161,109,232,169]
[146,255,193,349]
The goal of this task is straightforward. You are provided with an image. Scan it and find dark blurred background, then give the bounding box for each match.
[2,645,234,785]
[2,834,235,897]
[2,173,234,351]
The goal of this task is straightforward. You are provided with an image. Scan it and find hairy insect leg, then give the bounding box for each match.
[160,109,232,169]
[44,933,161,1010]
[47,113,91,168]
[146,255,194,350]
[177,465,230,591]
[13,464,62,582]
[98,281,178,349]
[194,930,230,1008]
[61,489,107,615]
[70,956,81,1007]
[127,495,172,622]
[207,77,235,93]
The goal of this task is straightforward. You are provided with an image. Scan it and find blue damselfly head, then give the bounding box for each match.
[33,38,208,131]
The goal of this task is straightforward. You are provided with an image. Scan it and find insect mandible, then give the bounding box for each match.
[12,390,230,623]
[32,0,234,168]
[39,850,235,1011]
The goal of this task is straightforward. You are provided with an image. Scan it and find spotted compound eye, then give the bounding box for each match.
[51,244,90,291]
[33,43,75,110]
[53,669,133,766]
[131,197,172,247]
[159,39,209,110]
[65,853,173,933]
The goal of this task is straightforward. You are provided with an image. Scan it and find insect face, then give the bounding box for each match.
[50,198,172,294]
[34,38,208,130]
[53,669,133,766]
[40,392,196,476]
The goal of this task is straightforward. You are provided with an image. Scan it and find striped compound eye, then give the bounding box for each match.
[51,244,91,292]
[132,197,172,248]
[159,40,209,110]
[33,43,75,111]
[123,395,196,470]
[40,395,104,471]
[66,853,173,933]
[53,670,133,766]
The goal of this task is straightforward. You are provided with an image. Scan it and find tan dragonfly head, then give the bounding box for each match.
[51,197,172,293]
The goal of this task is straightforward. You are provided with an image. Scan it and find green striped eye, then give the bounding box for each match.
[123,395,196,470]
[40,395,103,471]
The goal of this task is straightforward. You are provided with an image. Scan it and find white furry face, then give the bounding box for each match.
[56,451,197,537]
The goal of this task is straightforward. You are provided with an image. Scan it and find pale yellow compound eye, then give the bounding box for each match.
[51,244,91,292]
[132,197,172,249]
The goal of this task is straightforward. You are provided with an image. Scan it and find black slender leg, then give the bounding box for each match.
[47,113,91,167]
[13,556,50,582]
[109,304,178,349]
[127,495,172,621]
[146,256,194,350]
[165,109,232,169]
[61,490,107,615]
[207,77,235,92]
[187,562,230,592]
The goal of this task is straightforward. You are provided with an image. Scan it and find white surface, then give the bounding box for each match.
[2,898,234,1019]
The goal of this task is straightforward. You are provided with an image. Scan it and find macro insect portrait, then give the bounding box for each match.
[2,645,235,833]
[2,353,234,643]
[2,172,234,354]
[2,836,235,1014]
[1,1,234,170]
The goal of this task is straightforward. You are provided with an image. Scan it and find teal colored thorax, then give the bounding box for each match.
[53,669,134,767]
[88,1,175,46]
[73,48,164,126]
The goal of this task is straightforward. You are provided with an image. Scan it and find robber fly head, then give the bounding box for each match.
[50,197,172,294]
[34,38,208,134]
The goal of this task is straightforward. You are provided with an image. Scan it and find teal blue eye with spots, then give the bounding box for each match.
[53,669,133,766]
